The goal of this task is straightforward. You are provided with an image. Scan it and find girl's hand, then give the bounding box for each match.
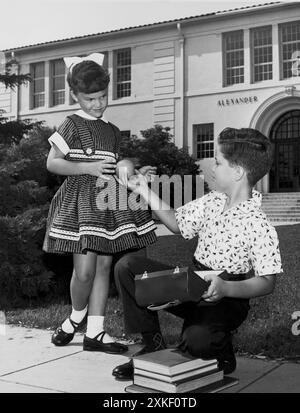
[201,274,228,302]
[127,173,149,194]
[116,159,136,186]
[136,165,157,183]
[86,160,116,179]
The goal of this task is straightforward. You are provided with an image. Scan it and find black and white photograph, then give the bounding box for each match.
[0,0,299,399]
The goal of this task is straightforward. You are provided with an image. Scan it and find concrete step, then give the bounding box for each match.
[264,210,300,214]
[262,197,300,200]
[262,201,300,204]
[262,198,300,202]
[262,197,300,201]
[266,215,300,220]
[262,198,300,201]
[263,206,300,209]
[262,203,300,211]
[262,192,300,196]
[263,209,300,217]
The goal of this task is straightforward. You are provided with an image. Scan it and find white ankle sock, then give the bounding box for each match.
[61,305,88,334]
[86,316,114,343]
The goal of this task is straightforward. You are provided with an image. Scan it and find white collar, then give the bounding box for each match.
[216,189,262,214]
[75,109,109,123]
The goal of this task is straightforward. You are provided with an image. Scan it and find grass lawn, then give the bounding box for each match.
[6,224,300,359]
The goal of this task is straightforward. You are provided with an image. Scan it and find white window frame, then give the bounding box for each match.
[279,20,300,80]
[193,123,214,160]
[223,30,244,87]
[30,62,45,109]
[114,48,131,99]
[251,26,273,83]
[50,59,66,107]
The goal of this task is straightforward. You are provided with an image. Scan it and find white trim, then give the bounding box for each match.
[68,153,116,160]
[68,149,116,160]
[70,149,116,156]
[48,131,70,155]
[49,222,157,241]
[75,109,109,123]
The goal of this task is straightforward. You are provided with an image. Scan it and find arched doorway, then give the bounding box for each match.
[269,110,300,192]
[250,91,300,193]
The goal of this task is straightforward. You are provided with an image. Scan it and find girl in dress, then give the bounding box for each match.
[43,53,157,353]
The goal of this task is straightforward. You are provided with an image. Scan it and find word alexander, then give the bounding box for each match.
[218,96,258,107]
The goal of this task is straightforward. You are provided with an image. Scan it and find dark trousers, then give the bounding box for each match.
[114,253,250,359]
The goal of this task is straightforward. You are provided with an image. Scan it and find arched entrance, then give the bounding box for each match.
[249,89,300,193]
[269,110,300,192]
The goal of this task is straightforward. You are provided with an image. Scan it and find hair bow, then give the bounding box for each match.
[63,53,105,73]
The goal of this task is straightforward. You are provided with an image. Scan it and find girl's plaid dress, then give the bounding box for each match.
[43,113,157,255]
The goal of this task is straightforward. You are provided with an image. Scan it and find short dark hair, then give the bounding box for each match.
[67,61,110,94]
[218,127,273,187]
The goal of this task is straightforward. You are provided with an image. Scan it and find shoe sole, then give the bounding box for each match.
[113,375,133,381]
[83,344,128,354]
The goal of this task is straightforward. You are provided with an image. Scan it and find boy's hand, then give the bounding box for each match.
[86,160,116,179]
[137,165,157,183]
[201,274,227,302]
[127,173,149,194]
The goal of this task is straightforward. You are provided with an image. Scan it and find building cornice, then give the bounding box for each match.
[4,2,297,55]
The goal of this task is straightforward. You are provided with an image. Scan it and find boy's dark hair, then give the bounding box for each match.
[67,61,110,94]
[218,127,273,187]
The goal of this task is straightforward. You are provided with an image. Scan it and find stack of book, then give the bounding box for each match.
[125,348,238,393]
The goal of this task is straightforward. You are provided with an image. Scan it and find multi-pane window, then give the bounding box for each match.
[251,26,273,82]
[50,59,65,106]
[31,62,45,108]
[280,21,300,79]
[115,48,131,98]
[223,31,244,86]
[194,124,214,159]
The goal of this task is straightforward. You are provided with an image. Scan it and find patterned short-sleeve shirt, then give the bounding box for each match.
[175,190,283,276]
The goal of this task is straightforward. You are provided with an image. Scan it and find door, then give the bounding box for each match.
[269,110,300,192]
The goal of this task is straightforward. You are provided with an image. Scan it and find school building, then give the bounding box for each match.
[1,1,300,195]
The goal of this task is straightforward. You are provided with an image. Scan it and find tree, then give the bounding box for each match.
[119,125,209,206]
[0,57,41,144]
[119,125,200,176]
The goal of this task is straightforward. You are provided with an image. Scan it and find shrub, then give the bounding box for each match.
[119,125,209,206]
[0,172,50,216]
[120,125,199,175]
[1,125,61,190]
[0,206,55,309]
[0,124,67,308]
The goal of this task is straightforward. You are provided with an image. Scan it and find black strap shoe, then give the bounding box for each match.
[112,341,166,381]
[83,331,128,354]
[51,315,87,346]
[112,359,134,381]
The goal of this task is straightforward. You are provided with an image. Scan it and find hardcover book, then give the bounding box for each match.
[125,376,239,394]
[134,362,218,383]
[134,369,223,393]
[133,348,218,376]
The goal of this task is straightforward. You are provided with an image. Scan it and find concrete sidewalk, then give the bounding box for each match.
[0,325,299,393]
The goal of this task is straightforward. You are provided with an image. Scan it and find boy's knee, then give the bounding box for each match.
[114,255,140,281]
[183,325,215,358]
